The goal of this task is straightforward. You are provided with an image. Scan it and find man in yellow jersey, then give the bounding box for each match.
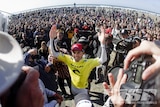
[49,25,107,107]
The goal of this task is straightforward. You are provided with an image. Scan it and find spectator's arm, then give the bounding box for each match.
[99,44,107,64]
[49,39,60,57]
[45,88,56,97]
[98,26,107,64]
[23,53,31,65]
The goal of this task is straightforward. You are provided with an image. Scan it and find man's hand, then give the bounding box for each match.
[124,40,160,80]
[44,65,51,73]
[103,69,127,107]
[16,66,44,107]
[49,25,57,39]
[53,93,63,104]
[97,26,106,45]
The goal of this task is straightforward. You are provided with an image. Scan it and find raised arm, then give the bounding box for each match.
[97,26,107,64]
[49,25,60,57]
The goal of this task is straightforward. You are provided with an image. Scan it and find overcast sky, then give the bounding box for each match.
[1,0,160,14]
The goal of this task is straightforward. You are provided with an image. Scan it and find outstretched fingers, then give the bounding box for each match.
[108,73,115,89]
[103,82,112,96]
[142,57,160,80]
[49,25,57,39]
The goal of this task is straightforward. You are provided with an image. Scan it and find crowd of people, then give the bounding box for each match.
[0,6,160,107]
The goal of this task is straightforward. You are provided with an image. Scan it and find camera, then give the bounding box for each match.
[115,37,141,54]
[109,55,160,105]
[113,38,134,66]
[113,37,141,66]
[115,38,136,54]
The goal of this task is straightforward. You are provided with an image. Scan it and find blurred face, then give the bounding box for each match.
[41,43,46,49]
[30,49,37,56]
[48,55,54,63]
[122,34,128,39]
[105,38,112,44]
[57,32,63,40]
[71,51,84,62]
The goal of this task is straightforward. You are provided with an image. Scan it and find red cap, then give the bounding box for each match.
[105,28,112,34]
[71,43,83,51]
[74,28,79,33]
[105,28,113,38]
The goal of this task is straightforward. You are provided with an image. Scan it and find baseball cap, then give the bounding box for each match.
[105,28,112,34]
[120,29,128,35]
[78,36,88,43]
[71,43,83,51]
[74,28,79,33]
[105,28,113,38]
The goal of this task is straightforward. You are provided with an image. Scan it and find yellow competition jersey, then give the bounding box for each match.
[57,53,100,89]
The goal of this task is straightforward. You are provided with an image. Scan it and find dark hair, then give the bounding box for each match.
[120,29,128,35]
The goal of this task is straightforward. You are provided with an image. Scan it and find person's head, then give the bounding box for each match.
[47,54,54,63]
[28,48,37,56]
[71,43,84,62]
[105,34,113,44]
[57,29,64,40]
[21,33,27,39]
[120,29,128,39]
[77,36,89,49]
[74,28,79,34]
[26,48,40,66]
[105,28,113,43]
[40,41,47,49]
[105,28,112,35]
